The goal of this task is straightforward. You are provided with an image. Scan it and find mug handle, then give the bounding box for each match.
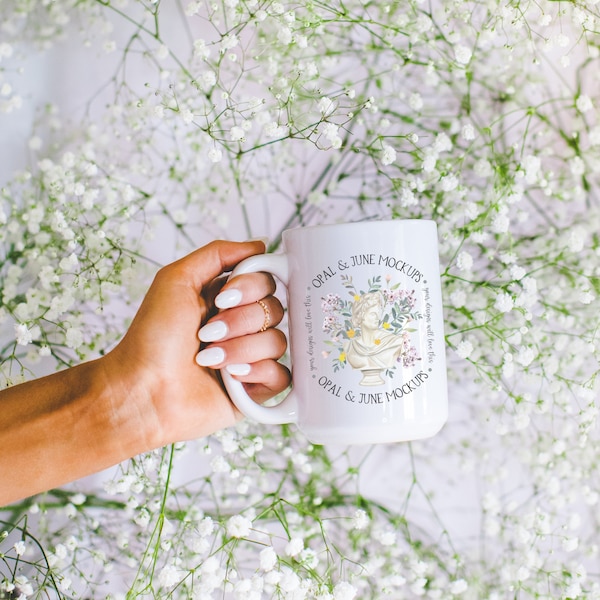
[220,253,298,425]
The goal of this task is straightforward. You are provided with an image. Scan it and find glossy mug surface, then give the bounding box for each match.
[222,220,448,445]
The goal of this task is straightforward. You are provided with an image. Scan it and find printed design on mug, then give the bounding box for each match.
[321,275,422,386]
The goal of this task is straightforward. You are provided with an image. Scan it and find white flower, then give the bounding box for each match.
[318,96,335,116]
[449,579,468,595]
[208,147,222,163]
[0,42,14,61]
[461,123,475,140]
[230,126,245,141]
[181,108,194,124]
[259,546,278,571]
[494,291,514,313]
[433,132,452,153]
[265,121,288,138]
[65,327,84,350]
[522,154,541,183]
[134,508,151,528]
[13,541,26,556]
[278,26,292,45]
[285,537,304,557]
[155,44,169,60]
[158,564,180,588]
[567,227,586,253]
[510,264,526,280]
[562,537,579,552]
[440,173,458,191]
[474,158,493,177]
[409,92,423,111]
[59,252,79,271]
[69,493,86,505]
[226,514,252,538]
[220,33,239,52]
[193,38,210,59]
[381,144,396,166]
[352,508,369,530]
[590,125,600,146]
[15,323,33,346]
[575,94,593,113]
[454,45,472,64]
[456,339,473,359]
[456,250,473,272]
[516,346,536,367]
[186,1,201,16]
[322,122,342,148]
[333,581,357,600]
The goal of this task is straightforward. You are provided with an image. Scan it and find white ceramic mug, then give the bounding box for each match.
[222,220,448,445]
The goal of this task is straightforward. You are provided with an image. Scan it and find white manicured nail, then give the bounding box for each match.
[215,288,242,309]
[198,320,228,342]
[195,347,225,367]
[226,363,251,377]
[250,236,270,247]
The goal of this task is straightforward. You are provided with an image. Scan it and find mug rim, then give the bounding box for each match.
[282,218,437,238]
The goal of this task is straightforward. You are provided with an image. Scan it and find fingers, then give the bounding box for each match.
[195,329,287,368]
[198,272,282,342]
[225,360,291,403]
[215,271,277,309]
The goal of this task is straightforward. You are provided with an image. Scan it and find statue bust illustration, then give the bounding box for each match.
[344,291,405,385]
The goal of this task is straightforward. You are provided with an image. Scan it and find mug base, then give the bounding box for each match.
[299,418,447,446]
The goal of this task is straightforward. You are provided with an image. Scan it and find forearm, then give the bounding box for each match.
[0,359,148,505]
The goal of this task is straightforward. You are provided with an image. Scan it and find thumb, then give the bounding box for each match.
[165,240,267,291]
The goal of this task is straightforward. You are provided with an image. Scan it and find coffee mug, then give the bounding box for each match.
[222,220,448,445]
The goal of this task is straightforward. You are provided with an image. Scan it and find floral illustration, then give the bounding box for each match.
[321,276,422,383]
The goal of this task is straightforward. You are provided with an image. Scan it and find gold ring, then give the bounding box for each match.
[257,299,271,332]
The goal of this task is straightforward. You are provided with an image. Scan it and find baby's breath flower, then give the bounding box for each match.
[226,514,252,538]
[380,144,396,166]
[494,291,514,314]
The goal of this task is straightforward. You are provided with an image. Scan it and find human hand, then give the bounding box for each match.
[101,240,290,451]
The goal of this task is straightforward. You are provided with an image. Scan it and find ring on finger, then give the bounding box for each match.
[256,299,271,332]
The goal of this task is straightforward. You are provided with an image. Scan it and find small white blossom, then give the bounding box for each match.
[440,173,458,191]
[333,581,357,600]
[155,44,169,60]
[494,291,514,313]
[318,96,335,116]
[381,144,397,166]
[352,508,369,530]
[433,132,453,153]
[158,564,180,588]
[456,250,473,272]
[13,541,26,556]
[409,92,423,111]
[285,537,304,557]
[65,327,84,350]
[449,579,468,595]
[259,546,278,571]
[226,514,252,538]
[208,147,223,163]
[454,45,472,64]
[576,94,593,113]
[563,537,579,552]
[230,126,245,141]
[456,339,473,359]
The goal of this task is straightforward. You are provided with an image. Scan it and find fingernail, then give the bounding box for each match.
[198,320,228,342]
[226,363,252,377]
[195,347,225,367]
[250,236,270,247]
[215,288,242,309]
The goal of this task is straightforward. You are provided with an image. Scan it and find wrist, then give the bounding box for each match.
[94,353,165,456]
